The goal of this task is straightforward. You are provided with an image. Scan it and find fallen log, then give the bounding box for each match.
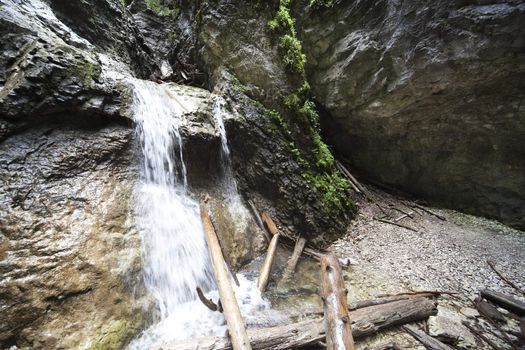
[481,289,525,316]
[256,232,280,293]
[261,212,278,236]
[348,292,436,311]
[321,255,355,350]
[335,160,362,194]
[462,321,500,350]
[474,297,506,322]
[210,218,240,287]
[247,200,269,242]
[278,237,306,287]
[200,195,252,350]
[155,297,437,350]
[403,325,454,350]
[335,160,366,195]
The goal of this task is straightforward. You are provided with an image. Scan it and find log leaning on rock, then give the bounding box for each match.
[257,213,280,293]
[154,297,437,350]
[321,255,355,350]
[481,289,525,316]
[256,232,280,293]
[278,237,306,287]
[200,195,252,350]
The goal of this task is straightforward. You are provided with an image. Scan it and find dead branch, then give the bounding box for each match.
[487,260,525,296]
[374,217,418,232]
[196,287,220,312]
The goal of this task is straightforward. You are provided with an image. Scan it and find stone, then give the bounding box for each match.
[428,305,478,348]
[297,0,525,230]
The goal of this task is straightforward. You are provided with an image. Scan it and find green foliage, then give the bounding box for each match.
[309,0,335,7]
[303,171,350,211]
[145,0,180,19]
[267,4,295,32]
[268,1,306,75]
[278,34,306,74]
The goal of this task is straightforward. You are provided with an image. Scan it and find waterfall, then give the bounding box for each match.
[127,81,273,349]
[212,97,251,232]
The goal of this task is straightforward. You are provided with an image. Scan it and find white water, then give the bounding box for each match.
[212,97,251,232]
[128,81,275,349]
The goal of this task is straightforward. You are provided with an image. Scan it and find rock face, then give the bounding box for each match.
[297,0,525,229]
[0,1,349,345]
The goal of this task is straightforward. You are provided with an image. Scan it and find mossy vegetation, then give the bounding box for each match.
[267,0,351,212]
[145,0,180,19]
[309,0,335,7]
[267,0,306,74]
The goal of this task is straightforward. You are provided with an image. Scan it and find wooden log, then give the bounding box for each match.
[461,321,500,350]
[210,218,240,287]
[199,195,252,350]
[196,287,219,312]
[261,212,278,236]
[321,255,355,350]
[474,297,506,322]
[154,297,437,350]
[335,160,369,196]
[403,325,455,350]
[335,161,362,194]
[278,237,306,287]
[487,260,525,296]
[247,199,270,242]
[256,232,280,293]
[348,293,436,311]
[481,289,525,316]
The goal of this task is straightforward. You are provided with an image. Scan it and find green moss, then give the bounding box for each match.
[303,171,350,211]
[87,320,132,350]
[145,0,179,19]
[268,1,306,74]
[309,0,335,7]
[278,34,306,74]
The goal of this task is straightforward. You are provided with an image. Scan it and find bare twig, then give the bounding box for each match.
[487,260,525,296]
[412,203,446,221]
[374,217,418,232]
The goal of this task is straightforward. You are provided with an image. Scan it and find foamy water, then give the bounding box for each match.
[127,81,278,349]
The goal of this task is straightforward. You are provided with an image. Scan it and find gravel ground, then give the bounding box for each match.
[328,185,525,350]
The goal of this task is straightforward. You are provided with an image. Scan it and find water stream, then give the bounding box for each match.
[127,81,272,349]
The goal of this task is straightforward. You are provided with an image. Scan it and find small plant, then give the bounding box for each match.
[145,0,179,19]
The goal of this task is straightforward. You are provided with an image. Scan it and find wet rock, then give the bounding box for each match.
[215,73,352,244]
[297,0,525,230]
[428,305,477,348]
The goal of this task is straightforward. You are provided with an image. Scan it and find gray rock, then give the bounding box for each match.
[297,0,525,230]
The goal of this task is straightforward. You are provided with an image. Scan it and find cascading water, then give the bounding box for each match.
[127,81,275,349]
[212,97,251,231]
